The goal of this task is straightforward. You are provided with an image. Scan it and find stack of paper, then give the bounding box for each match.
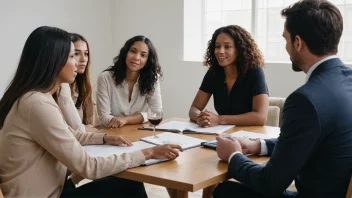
[140,132,206,150]
[139,121,234,135]
[229,131,270,139]
[207,130,271,144]
[83,141,167,166]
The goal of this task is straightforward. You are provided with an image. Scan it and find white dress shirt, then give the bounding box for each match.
[229,55,339,162]
[96,71,162,127]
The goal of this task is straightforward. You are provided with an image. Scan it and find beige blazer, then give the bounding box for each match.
[58,83,86,132]
[0,92,145,198]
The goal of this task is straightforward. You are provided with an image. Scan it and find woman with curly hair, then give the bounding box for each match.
[189,25,269,127]
[96,35,162,128]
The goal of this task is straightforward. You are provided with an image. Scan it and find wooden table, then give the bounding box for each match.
[102,118,280,198]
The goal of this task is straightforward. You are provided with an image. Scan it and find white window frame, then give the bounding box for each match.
[184,0,352,64]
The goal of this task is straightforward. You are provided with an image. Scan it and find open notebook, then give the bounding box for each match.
[140,132,206,150]
[139,121,234,135]
[201,130,273,149]
[83,141,168,166]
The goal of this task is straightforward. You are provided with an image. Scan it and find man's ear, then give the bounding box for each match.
[294,35,305,52]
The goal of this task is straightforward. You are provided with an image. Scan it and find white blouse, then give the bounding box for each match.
[96,71,162,127]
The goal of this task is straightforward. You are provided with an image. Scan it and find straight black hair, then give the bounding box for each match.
[0,26,71,128]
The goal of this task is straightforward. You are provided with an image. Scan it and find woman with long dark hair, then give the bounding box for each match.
[70,33,94,125]
[0,26,182,197]
[97,35,162,128]
[58,33,94,133]
[189,25,269,127]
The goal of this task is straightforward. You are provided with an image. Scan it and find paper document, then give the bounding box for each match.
[83,141,167,166]
[139,121,234,135]
[207,130,272,143]
[140,132,206,150]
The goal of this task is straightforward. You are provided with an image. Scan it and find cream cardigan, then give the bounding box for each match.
[0,91,145,197]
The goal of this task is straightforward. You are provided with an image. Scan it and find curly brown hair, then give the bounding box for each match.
[204,25,264,75]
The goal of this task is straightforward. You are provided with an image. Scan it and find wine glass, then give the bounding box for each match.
[147,108,163,138]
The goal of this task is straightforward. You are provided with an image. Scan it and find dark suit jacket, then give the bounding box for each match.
[229,58,352,198]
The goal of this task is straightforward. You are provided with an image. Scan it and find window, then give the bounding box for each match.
[184,0,352,63]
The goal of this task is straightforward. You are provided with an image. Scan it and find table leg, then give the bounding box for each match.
[167,187,188,198]
[202,184,217,198]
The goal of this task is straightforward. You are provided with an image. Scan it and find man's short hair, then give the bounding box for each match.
[281,0,343,56]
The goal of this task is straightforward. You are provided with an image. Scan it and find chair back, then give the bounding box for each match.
[266,106,280,127]
[268,97,286,126]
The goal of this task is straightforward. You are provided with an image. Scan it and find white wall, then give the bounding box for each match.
[0,0,115,96]
[0,0,328,119]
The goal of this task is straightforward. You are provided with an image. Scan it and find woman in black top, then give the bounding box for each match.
[189,25,269,127]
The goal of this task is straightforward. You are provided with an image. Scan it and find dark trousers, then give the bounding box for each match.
[60,176,148,198]
[213,181,297,198]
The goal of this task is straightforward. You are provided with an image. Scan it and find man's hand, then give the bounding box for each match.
[216,136,242,162]
[107,117,128,128]
[234,137,261,155]
[142,144,183,160]
[103,135,132,147]
[197,110,220,127]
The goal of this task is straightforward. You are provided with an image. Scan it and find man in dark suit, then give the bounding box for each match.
[213,0,352,198]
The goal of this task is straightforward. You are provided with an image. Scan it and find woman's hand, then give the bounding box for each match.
[107,117,128,128]
[103,135,133,147]
[142,144,183,160]
[197,110,220,127]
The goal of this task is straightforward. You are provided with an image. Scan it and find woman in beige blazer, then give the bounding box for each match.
[0,26,182,198]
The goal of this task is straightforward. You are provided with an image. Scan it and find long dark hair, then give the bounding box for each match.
[70,33,93,124]
[105,35,162,95]
[0,26,71,128]
[204,25,264,75]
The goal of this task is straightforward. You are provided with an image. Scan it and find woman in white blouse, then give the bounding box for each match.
[97,35,162,128]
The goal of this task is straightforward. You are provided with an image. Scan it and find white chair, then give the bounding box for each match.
[266,106,280,127]
[266,97,286,127]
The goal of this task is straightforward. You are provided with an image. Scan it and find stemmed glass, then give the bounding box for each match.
[147,108,163,138]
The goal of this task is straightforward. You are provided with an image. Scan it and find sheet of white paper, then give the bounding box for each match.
[83,141,165,165]
[140,132,205,150]
[187,124,234,134]
[230,131,270,139]
[154,121,193,131]
[151,121,234,134]
[208,130,271,143]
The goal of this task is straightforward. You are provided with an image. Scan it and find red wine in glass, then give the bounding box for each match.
[148,118,163,126]
[147,108,163,138]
